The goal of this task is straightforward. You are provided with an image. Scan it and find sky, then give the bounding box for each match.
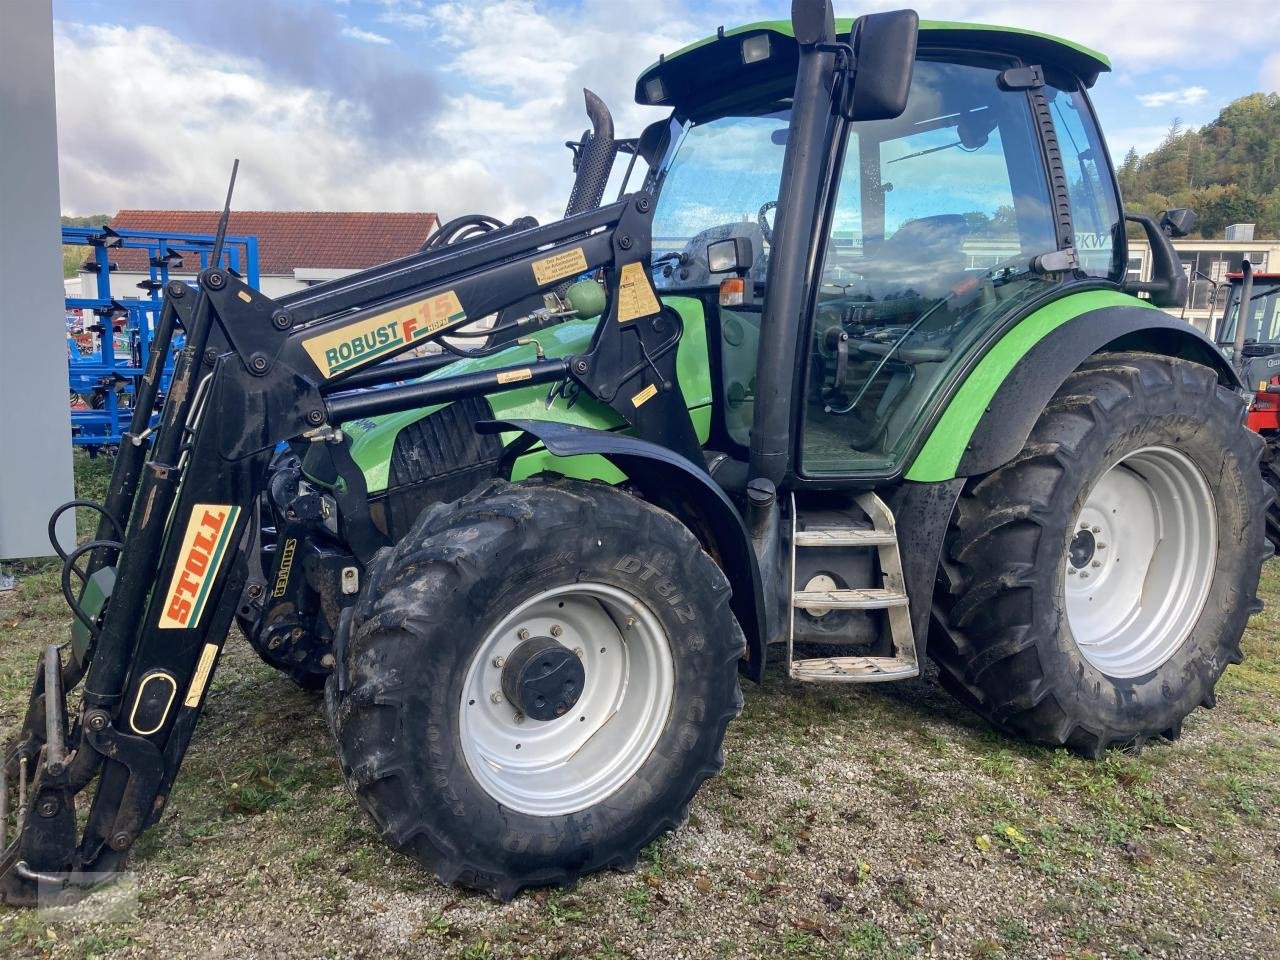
[50,0,1280,224]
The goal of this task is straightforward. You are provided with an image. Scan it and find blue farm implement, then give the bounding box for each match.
[64,225,259,451]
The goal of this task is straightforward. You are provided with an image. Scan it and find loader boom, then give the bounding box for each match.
[1,182,694,904]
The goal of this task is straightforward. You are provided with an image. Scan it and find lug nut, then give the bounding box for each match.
[1080,572,1090,579]
[517,628,530,641]
[1091,560,1102,568]
[490,692,503,705]
[513,712,525,725]
[550,624,563,638]
[573,647,584,658]
[1067,568,1077,576]
[1091,526,1101,534]
[492,656,505,668]
[1097,543,1107,550]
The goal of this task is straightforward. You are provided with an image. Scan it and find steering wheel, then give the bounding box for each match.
[757,201,778,244]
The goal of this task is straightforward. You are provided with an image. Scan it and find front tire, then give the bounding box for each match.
[327,477,744,899]
[931,353,1269,756]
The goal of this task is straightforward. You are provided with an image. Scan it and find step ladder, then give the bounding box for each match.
[788,491,918,683]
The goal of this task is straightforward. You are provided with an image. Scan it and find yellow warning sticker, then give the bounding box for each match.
[631,383,659,408]
[158,504,241,630]
[532,248,588,286]
[184,643,220,708]
[301,290,467,379]
[617,262,660,323]
[496,367,534,385]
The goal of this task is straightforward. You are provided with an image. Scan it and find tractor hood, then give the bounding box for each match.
[635,18,1110,120]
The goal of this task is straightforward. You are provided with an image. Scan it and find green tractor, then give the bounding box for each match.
[2,1,1269,904]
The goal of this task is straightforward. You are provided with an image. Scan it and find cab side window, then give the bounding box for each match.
[1046,81,1123,279]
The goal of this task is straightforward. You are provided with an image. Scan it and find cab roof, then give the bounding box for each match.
[636,18,1110,115]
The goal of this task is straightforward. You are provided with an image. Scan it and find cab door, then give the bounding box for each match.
[797,54,1067,477]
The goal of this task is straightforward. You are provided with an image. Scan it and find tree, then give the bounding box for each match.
[1118,93,1280,239]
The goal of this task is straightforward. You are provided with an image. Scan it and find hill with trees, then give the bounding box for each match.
[1116,92,1280,239]
[60,213,110,279]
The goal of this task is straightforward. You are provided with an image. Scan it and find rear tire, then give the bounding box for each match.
[931,353,1269,756]
[326,477,744,899]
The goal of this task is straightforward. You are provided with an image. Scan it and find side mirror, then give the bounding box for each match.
[843,10,918,121]
[1161,208,1197,238]
[707,237,753,275]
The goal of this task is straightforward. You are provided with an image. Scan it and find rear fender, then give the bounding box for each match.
[908,296,1240,482]
[479,419,766,682]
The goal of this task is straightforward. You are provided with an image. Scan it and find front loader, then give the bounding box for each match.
[2,1,1269,905]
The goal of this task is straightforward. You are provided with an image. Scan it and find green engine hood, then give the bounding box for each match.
[341,296,712,493]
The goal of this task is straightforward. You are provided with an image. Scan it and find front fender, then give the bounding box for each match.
[480,418,766,682]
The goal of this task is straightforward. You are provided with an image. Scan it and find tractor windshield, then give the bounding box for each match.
[650,111,787,290]
[1216,279,1280,354]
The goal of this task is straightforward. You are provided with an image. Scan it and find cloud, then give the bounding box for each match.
[169,0,440,146]
[340,26,392,46]
[52,23,526,219]
[1263,52,1280,94]
[1137,86,1209,109]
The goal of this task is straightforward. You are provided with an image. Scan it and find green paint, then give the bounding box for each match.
[342,296,712,493]
[640,18,1110,87]
[905,290,1157,482]
[188,505,241,629]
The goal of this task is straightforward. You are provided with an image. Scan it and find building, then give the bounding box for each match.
[73,209,439,300]
[1127,231,1280,336]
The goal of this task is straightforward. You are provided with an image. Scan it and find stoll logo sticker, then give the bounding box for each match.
[302,289,467,378]
[158,504,241,630]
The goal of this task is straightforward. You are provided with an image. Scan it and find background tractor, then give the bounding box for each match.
[1212,263,1280,548]
[2,1,1269,905]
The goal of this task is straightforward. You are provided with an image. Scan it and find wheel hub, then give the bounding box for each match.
[500,636,585,722]
[1067,527,1096,569]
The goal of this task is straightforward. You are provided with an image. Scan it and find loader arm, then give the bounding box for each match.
[1,188,698,905]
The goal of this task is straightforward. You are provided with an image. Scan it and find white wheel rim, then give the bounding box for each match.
[1065,445,1217,679]
[459,582,674,816]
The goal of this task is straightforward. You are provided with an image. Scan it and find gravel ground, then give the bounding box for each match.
[1,460,1277,959]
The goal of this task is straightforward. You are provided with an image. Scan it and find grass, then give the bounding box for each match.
[0,453,1277,958]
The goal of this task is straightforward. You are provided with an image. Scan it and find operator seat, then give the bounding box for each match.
[855,214,970,301]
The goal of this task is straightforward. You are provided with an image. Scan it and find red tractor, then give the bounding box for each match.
[1213,265,1280,548]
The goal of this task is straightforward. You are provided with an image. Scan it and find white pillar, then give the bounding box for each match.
[0,0,75,559]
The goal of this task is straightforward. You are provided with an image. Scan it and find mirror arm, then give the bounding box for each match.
[1122,213,1188,309]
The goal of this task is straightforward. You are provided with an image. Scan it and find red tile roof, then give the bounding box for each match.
[106,210,439,276]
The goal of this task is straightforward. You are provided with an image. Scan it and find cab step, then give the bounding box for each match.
[788,491,918,683]
[793,528,897,548]
[790,655,918,683]
[792,587,907,610]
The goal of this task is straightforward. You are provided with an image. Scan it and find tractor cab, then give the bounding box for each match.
[1214,270,1280,432]
[638,18,1125,476]
[1215,271,1280,361]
